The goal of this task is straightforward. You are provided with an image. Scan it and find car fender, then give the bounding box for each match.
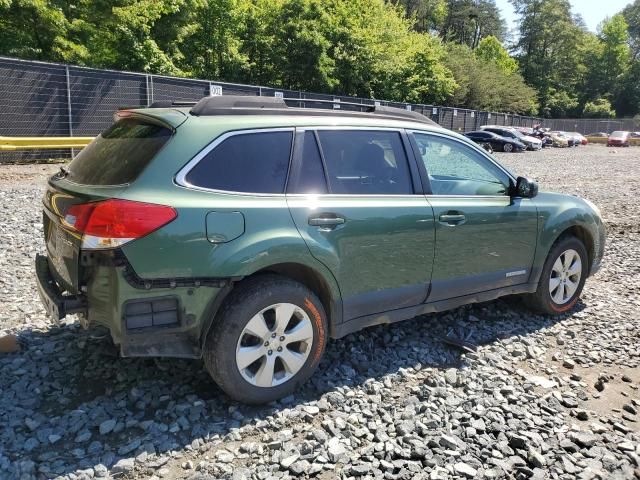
[530,192,603,283]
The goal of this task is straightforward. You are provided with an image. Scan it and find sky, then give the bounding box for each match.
[495,0,632,33]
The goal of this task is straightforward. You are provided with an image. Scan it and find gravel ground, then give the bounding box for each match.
[1,145,639,480]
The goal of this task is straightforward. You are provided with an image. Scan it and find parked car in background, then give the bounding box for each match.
[464,130,525,153]
[554,131,577,147]
[576,133,588,145]
[548,131,570,148]
[586,132,608,138]
[540,134,554,147]
[481,126,543,151]
[34,95,606,404]
[566,132,587,146]
[514,127,535,136]
[630,132,640,138]
[607,131,631,147]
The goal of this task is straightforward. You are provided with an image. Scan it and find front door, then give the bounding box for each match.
[410,132,538,302]
[287,129,435,321]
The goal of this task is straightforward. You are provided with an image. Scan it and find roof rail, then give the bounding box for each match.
[190,96,287,115]
[188,95,437,125]
[118,100,198,110]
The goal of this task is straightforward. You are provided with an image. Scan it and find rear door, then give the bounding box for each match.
[410,131,538,301]
[287,128,435,321]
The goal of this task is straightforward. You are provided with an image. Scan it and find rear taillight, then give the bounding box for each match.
[63,199,177,249]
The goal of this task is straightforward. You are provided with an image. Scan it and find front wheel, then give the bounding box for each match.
[203,275,328,404]
[524,236,588,315]
[503,142,514,153]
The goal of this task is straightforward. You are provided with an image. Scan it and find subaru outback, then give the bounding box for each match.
[36,96,605,404]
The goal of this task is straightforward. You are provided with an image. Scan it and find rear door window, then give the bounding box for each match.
[66,118,172,185]
[185,130,293,194]
[316,130,413,195]
[287,131,328,194]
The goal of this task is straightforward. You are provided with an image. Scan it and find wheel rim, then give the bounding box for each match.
[549,249,582,305]
[235,303,314,388]
[504,143,513,152]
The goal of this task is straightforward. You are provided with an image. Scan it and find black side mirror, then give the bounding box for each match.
[514,176,538,198]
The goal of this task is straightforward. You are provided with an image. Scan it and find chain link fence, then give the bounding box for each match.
[0,56,545,163]
[544,117,638,135]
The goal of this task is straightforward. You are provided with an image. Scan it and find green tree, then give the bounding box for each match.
[474,35,518,74]
[510,0,589,117]
[613,60,640,117]
[583,98,616,118]
[598,14,630,88]
[325,0,455,103]
[440,0,505,49]
[622,0,640,60]
[393,0,448,32]
[444,43,538,114]
[0,1,78,61]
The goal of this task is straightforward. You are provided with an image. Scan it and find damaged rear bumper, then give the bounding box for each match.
[35,254,87,321]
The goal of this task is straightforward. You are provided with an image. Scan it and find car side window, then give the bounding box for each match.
[316,130,413,195]
[413,133,510,196]
[287,131,328,194]
[185,130,292,193]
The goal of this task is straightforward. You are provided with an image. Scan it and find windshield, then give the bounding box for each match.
[610,131,626,138]
[66,118,172,185]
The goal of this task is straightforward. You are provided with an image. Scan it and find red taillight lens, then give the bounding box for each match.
[64,199,177,249]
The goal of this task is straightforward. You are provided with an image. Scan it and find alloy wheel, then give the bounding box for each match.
[549,248,582,305]
[235,303,314,387]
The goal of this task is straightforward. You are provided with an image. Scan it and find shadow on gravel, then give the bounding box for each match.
[1,296,584,478]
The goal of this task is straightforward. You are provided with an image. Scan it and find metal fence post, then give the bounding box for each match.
[65,65,74,157]
[145,74,151,106]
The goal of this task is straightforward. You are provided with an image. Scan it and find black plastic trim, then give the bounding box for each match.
[80,249,236,290]
[333,282,538,339]
[35,254,87,321]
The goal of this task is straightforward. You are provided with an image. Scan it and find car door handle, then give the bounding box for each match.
[308,215,345,228]
[438,213,466,225]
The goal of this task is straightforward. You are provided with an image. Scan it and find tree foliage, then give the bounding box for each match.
[444,43,538,114]
[1,0,639,118]
[440,0,505,48]
[474,35,518,74]
[622,0,640,60]
[510,0,640,118]
[583,98,616,118]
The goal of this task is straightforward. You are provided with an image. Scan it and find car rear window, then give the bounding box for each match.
[66,118,172,185]
[185,130,293,193]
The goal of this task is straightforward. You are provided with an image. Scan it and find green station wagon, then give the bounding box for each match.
[36,96,605,403]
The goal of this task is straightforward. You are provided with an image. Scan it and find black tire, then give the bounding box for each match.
[503,142,514,153]
[203,274,328,404]
[524,236,588,315]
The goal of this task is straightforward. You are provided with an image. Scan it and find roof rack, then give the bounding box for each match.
[187,95,437,125]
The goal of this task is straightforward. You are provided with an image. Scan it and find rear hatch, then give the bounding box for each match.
[43,112,179,293]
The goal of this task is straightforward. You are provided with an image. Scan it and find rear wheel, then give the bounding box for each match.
[481,142,493,153]
[503,142,514,153]
[203,275,328,404]
[524,236,588,315]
